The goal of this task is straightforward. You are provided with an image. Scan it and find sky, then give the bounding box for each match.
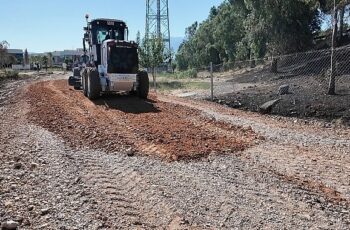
[0,0,223,53]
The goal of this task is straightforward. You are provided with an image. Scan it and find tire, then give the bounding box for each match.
[81,68,88,96]
[87,68,101,100]
[73,67,81,77]
[74,82,82,90]
[68,76,75,86]
[137,71,149,99]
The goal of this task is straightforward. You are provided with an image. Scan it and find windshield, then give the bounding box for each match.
[97,28,124,44]
[108,46,138,74]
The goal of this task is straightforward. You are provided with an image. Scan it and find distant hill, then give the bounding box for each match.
[171,37,184,53]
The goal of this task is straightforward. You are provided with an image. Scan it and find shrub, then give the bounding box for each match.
[177,68,198,79]
[5,70,19,79]
[0,70,19,80]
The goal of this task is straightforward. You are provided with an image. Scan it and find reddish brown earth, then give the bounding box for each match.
[26,80,259,161]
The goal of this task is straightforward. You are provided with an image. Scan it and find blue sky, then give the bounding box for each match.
[0,0,223,53]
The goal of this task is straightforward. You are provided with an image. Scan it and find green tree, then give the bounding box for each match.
[30,55,41,64]
[47,52,53,68]
[24,49,29,65]
[317,0,350,94]
[0,41,10,68]
[42,56,48,71]
[176,0,322,69]
[241,0,320,56]
[139,34,165,91]
[171,62,177,73]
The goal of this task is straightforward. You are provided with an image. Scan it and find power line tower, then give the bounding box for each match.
[146,0,171,62]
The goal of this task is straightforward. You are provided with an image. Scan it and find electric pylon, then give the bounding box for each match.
[146,0,171,62]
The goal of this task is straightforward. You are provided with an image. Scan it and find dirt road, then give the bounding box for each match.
[1,75,350,229]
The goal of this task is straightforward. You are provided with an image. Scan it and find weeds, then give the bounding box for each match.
[155,80,209,91]
[0,70,19,81]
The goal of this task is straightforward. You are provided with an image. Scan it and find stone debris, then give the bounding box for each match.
[279,84,290,95]
[1,220,19,230]
[259,99,281,114]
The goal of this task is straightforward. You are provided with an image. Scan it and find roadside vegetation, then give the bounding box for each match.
[176,0,349,70]
[156,73,210,92]
[0,70,19,82]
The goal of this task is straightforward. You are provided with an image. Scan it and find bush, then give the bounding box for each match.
[0,70,19,80]
[5,70,19,79]
[177,68,198,79]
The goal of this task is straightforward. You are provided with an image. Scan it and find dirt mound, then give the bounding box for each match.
[26,80,260,161]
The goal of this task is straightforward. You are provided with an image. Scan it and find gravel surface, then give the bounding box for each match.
[0,74,350,229]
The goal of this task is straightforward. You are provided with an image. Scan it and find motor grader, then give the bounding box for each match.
[68,15,149,99]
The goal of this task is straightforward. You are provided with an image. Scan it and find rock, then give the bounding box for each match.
[1,220,19,230]
[40,208,50,216]
[30,163,38,170]
[74,177,81,184]
[13,162,22,170]
[279,84,289,95]
[259,99,281,114]
[22,219,31,226]
[13,156,21,162]
[13,217,23,224]
[28,205,34,211]
[126,150,135,157]
[4,201,13,208]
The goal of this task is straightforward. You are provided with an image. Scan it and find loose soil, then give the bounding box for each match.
[1,74,350,229]
[26,80,259,161]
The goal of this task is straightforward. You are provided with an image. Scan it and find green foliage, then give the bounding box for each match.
[171,62,177,73]
[30,55,42,64]
[24,49,29,65]
[0,41,10,68]
[0,70,19,80]
[64,57,72,65]
[156,81,210,92]
[138,34,166,91]
[42,56,48,67]
[176,0,324,69]
[155,75,210,92]
[178,68,198,79]
[47,52,53,67]
[139,34,165,72]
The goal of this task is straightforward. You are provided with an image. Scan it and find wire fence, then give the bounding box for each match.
[176,46,350,122]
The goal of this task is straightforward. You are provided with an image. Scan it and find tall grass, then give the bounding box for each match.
[0,70,19,81]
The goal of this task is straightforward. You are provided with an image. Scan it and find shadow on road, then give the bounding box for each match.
[93,94,160,114]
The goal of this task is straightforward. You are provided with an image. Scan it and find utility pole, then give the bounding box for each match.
[146,0,171,63]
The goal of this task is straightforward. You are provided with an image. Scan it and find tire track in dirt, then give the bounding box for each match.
[77,152,186,228]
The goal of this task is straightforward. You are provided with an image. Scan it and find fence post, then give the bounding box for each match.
[210,62,214,101]
[328,0,337,95]
[271,56,278,73]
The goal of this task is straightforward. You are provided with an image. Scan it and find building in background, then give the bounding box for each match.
[7,49,24,64]
[51,49,84,66]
